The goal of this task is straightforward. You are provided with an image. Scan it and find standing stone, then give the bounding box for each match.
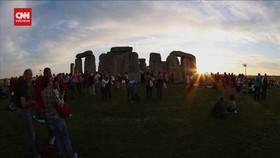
[98,53,108,73]
[129,52,139,80]
[98,46,140,81]
[159,61,167,73]
[139,58,146,72]
[75,50,96,74]
[70,63,75,74]
[166,54,180,82]
[84,55,96,74]
[72,48,197,83]
[165,51,196,83]
[75,58,82,73]
[149,53,161,75]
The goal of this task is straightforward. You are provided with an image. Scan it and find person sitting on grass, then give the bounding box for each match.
[156,74,164,99]
[226,94,237,113]
[212,96,227,118]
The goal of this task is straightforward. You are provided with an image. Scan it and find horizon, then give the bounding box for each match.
[1,1,279,78]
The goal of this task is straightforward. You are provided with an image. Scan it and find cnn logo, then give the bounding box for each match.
[14,8,32,26]
[15,12,30,19]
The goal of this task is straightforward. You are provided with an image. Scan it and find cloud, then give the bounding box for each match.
[1,1,280,78]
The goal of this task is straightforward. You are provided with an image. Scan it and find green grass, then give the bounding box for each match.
[1,84,280,158]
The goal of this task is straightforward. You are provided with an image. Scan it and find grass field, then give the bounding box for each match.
[1,83,280,158]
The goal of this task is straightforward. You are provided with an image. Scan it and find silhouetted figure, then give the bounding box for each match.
[254,73,262,101]
[262,73,269,100]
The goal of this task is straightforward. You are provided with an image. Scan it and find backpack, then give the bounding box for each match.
[263,77,268,86]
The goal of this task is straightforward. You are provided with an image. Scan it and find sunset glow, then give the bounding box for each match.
[0,1,279,78]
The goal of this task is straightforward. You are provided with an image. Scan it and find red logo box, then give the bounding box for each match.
[14,8,32,26]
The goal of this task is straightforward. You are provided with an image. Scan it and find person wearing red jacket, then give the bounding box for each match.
[34,67,55,145]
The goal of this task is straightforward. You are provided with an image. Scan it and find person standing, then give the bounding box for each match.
[41,76,78,158]
[254,73,262,101]
[127,80,137,101]
[222,72,229,93]
[69,73,76,99]
[145,73,153,100]
[156,74,164,99]
[59,73,67,101]
[235,74,242,93]
[6,76,17,110]
[88,73,96,96]
[34,67,56,145]
[262,73,269,100]
[14,69,42,158]
[100,75,109,101]
[94,72,101,94]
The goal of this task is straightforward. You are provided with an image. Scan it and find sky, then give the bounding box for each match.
[0,0,279,78]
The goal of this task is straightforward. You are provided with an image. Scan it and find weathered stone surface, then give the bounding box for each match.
[159,61,167,73]
[70,63,75,74]
[138,58,146,72]
[110,46,133,52]
[98,47,140,81]
[98,53,108,72]
[165,51,197,83]
[84,55,96,74]
[71,48,196,83]
[76,50,93,59]
[75,58,82,73]
[149,53,161,75]
[73,50,96,74]
[129,52,140,80]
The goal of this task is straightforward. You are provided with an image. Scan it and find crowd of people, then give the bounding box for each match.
[196,72,276,99]
[4,68,171,158]
[2,67,279,156]
[205,72,275,118]
[12,68,78,158]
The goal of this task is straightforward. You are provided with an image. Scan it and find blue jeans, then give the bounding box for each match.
[47,115,75,158]
[16,107,39,155]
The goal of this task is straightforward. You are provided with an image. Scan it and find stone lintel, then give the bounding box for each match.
[76,50,93,58]
[110,46,133,52]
